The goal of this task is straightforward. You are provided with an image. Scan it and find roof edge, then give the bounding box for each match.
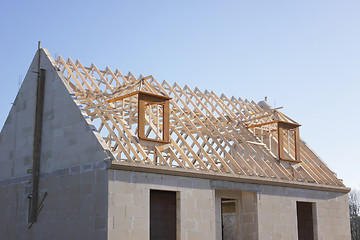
[109,161,350,193]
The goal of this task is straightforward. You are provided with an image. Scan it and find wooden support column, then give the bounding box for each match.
[294,127,300,161]
[138,96,146,139]
[163,99,170,142]
[277,123,284,160]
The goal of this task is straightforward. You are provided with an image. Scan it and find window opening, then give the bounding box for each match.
[109,91,171,143]
[138,92,170,143]
[277,121,300,162]
[247,120,301,163]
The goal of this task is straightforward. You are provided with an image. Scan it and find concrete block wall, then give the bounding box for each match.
[257,189,299,239]
[0,48,111,180]
[0,49,113,239]
[1,166,350,240]
[213,180,350,240]
[0,164,108,240]
[108,170,216,240]
[0,50,37,179]
[108,170,350,240]
[256,186,351,240]
[241,191,259,239]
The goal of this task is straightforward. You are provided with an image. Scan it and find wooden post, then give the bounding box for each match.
[138,97,146,139]
[294,127,300,161]
[163,100,170,142]
[277,123,284,160]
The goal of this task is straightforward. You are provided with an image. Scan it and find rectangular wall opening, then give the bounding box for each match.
[221,198,237,240]
[296,201,315,240]
[150,190,177,240]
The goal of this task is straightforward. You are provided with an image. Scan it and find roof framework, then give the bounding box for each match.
[56,56,344,187]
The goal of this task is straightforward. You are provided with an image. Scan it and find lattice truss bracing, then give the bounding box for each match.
[56,56,344,187]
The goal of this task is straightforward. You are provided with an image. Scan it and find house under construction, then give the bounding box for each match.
[0,48,351,240]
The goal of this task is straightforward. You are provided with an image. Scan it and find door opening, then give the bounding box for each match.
[221,198,237,240]
[150,190,177,240]
[297,201,315,240]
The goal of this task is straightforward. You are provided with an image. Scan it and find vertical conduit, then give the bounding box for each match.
[30,42,46,224]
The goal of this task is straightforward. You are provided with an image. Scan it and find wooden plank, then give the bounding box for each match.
[109,91,139,102]
[246,120,279,129]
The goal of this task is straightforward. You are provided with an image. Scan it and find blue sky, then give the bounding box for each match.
[0,0,359,189]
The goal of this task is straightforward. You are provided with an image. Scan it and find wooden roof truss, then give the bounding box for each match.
[55,56,344,187]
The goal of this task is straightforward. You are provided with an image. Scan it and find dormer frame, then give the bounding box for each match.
[277,121,301,163]
[109,90,171,143]
[137,91,171,143]
[246,120,301,163]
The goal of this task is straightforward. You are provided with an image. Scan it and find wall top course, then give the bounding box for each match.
[108,169,348,202]
[110,162,350,194]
